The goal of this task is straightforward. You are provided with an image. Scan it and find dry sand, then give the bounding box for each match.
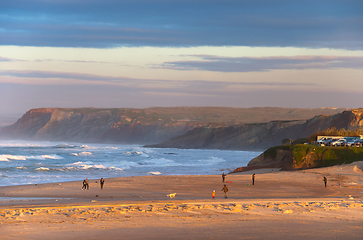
[0,162,363,239]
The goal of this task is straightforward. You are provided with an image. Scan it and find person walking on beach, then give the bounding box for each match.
[323,176,327,188]
[221,184,228,198]
[212,190,215,199]
[100,178,105,189]
[82,179,87,190]
[252,173,255,185]
[85,178,89,190]
[222,172,226,182]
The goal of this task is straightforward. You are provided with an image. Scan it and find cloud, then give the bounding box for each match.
[1,0,362,49]
[0,70,313,88]
[157,56,363,72]
[33,59,115,64]
[0,56,13,62]
[0,70,132,82]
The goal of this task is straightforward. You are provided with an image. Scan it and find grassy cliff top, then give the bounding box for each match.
[264,144,363,169]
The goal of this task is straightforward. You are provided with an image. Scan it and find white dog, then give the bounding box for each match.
[167,193,177,199]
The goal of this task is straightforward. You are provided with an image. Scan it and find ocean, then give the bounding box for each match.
[0,140,261,186]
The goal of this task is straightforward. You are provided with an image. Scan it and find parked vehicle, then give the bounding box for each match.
[331,139,346,146]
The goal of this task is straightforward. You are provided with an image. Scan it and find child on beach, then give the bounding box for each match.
[212,190,215,198]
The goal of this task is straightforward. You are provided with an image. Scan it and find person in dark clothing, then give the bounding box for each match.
[222,172,226,182]
[85,178,89,190]
[252,173,255,185]
[100,178,105,189]
[82,179,87,190]
[323,177,327,188]
[221,184,228,198]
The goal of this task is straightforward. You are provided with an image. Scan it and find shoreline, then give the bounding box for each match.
[1,162,362,239]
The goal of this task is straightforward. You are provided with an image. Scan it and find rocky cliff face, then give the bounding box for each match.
[0,108,202,144]
[148,109,363,151]
[0,107,356,149]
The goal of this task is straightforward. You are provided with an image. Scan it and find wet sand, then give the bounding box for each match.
[1,162,363,239]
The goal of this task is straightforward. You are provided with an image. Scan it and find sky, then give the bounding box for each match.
[0,0,363,114]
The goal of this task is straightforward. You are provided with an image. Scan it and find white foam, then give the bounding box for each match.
[0,156,9,161]
[72,152,93,157]
[106,146,118,149]
[42,155,62,159]
[149,171,162,175]
[27,154,64,160]
[66,161,123,171]
[0,154,26,161]
[110,167,123,171]
[69,161,85,166]
[16,166,27,169]
[93,164,107,169]
[124,151,148,157]
[35,167,50,171]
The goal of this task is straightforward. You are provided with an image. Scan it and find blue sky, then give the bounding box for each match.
[0,0,362,114]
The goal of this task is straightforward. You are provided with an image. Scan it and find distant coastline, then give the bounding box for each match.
[0,107,349,151]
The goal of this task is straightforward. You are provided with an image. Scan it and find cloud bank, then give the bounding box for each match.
[158,56,363,72]
[1,0,362,49]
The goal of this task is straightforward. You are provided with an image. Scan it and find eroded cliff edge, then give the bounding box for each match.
[0,108,202,144]
[0,107,354,150]
[147,108,363,151]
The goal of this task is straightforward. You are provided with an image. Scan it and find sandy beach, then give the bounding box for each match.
[1,162,363,239]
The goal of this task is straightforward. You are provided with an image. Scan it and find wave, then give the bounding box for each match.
[35,167,50,171]
[28,154,64,160]
[0,156,9,161]
[124,151,142,155]
[124,150,149,158]
[0,154,64,161]
[110,166,123,171]
[67,161,123,171]
[72,152,93,157]
[0,154,26,161]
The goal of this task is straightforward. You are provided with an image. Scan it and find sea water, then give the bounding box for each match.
[0,140,261,186]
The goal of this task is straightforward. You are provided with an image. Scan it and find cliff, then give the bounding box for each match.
[0,107,349,147]
[0,108,202,144]
[231,144,363,173]
[147,109,363,151]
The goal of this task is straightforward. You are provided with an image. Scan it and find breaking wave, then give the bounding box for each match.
[72,152,93,157]
[35,167,50,171]
[0,154,63,161]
